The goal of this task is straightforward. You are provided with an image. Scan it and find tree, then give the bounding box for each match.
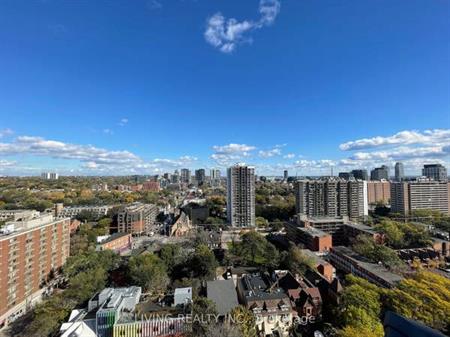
[189,244,218,279]
[255,217,269,228]
[128,254,169,294]
[338,275,383,337]
[159,243,184,274]
[352,235,405,271]
[20,295,74,337]
[232,231,279,268]
[189,297,218,337]
[340,323,383,337]
[229,306,257,337]
[280,245,315,275]
[375,220,404,248]
[384,271,450,331]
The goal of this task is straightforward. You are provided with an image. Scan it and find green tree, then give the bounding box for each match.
[232,231,279,267]
[159,243,184,274]
[375,220,404,248]
[338,275,383,337]
[128,254,169,294]
[255,217,269,228]
[280,245,315,275]
[189,244,218,279]
[189,297,218,336]
[352,235,405,271]
[229,306,257,337]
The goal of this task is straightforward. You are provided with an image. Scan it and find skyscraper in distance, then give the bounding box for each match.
[395,162,404,182]
[351,169,368,181]
[180,169,191,184]
[227,164,255,227]
[284,170,288,180]
[195,169,206,185]
[370,165,389,181]
[422,164,448,182]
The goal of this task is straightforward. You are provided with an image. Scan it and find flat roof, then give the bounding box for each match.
[332,246,404,284]
[98,232,130,245]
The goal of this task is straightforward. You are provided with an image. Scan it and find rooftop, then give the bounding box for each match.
[332,246,404,284]
[239,273,288,301]
[97,232,130,245]
[0,213,69,239]
[207,279,239,316]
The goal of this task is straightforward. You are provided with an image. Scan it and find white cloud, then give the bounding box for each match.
[340,129,450,151]
[258,0,281,25]
[118,118,129,126]
[0,135,199,175]
[283,153,295,159]
[204,0,280,53]
[103,128,114,135]
[0,160,15,168]
[259,148,282,158]
[211,143,257,166]
[0,128,14,138]
[212,143,256,154]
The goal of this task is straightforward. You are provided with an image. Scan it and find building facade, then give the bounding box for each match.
[56,205,113,219]
[96,233,132,254]
[227,164,256,227]
[180,169,191,184]
[295,178,368,219]
[422,164,447,182]
[41,172,59,180]
[0,213,70,326]
[195,169,206,185]
[395,162,404,182]
[390,179,449,215]
[117,203,158,235]
[367,181,391,205]
[329,246,403,288]
[370,165,389,181]
[351,169,368,181]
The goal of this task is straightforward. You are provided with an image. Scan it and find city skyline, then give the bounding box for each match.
[1,0,449,176]
[0,128,449,176]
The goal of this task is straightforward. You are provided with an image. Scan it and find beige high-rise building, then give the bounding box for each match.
[390,179,449,215]
[295,178,368,220]
[227,164,255,227]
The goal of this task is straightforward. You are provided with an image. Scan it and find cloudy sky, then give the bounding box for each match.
[0,0,449,176]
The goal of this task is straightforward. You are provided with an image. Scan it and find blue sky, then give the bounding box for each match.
[0,0,449,176]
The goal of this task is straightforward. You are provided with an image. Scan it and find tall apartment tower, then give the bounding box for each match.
[180,169,191,184]
[391,179,449,215]
[284,170,289,180]
[370,165,389,181]
[422,164,448,182]
[0,213,70,326]
[227,164,255,227]
[195,169,206,185]
[351,169,368,181]
[295,178,368,219]
[395,162,404,182]
[210,169,221,180]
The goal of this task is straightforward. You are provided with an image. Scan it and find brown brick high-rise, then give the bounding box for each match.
[0,214,70,327]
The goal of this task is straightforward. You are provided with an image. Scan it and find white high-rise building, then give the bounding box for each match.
[41,172,59,180]
[227,164,255,227]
